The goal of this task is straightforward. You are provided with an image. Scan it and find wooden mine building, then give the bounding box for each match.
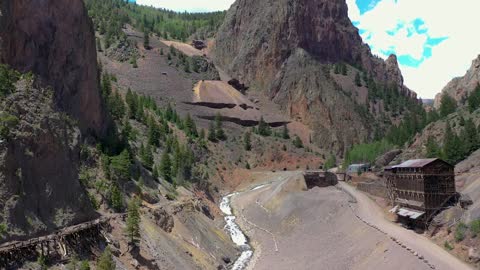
[384,158,456,228]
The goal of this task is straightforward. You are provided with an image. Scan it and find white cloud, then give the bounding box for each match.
[347,0,480,98]
[136,0,234,12]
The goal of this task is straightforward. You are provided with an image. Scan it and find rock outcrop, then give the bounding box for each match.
[0,0,107,137]
[434,55,480,109]
[213,0,418,153]
[0,79,96,242]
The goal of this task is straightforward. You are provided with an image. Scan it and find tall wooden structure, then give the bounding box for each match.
[384,158,456,228]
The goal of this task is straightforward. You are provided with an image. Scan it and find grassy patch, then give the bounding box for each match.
[454,222,468,242]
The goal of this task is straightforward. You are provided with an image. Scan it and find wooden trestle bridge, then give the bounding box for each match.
[0,215,121,269]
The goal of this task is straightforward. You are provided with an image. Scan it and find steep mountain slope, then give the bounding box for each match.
[0,0,107,136]
[434,55,480,109]
[0,0,104,242]
[213,0,420,154]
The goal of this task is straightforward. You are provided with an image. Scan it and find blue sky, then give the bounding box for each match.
[135,0,480,98]
[347,0,480,98]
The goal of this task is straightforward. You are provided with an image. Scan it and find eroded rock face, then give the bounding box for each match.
[0,80,96,242]
[434,55,480,109]
[0,0,107,136]
[213,0,417,153]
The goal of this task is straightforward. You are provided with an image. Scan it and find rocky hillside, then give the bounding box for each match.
[0,0,106,241]
[434,55,480,109]
[0,0,107,136]
[213,0,420,154]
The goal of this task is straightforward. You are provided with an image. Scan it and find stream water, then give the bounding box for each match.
[220,192,253,270]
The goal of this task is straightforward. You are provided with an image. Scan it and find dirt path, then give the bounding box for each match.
[339,182,473,270]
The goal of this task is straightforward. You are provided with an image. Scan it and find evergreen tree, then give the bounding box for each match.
[355,72,362,87]
[184,113,198,138]
[125,88,137,119]
[293,135,304,148]
[108,91,126,120]
[125,197,141,245]
[425,136,442,158]
[147,118,161,147]
[110,149,131,181]
[208,121,216,142]
[463,118,479,153]
[468,84,480,113]
[152,165,159,179]
[160,48,164,55]
[109,185,124,212]
[101,73,112,98]
[333,64,340,74]
[282,125,290,139]
[97,247,115,270]
[160,151,172,182]
[439,94,457,118]
[244,131,252,151]
[258,117,271,136]
[215,113,226,141]
[141,144,154,169]
[443,122,462,164]
[143,31,150,49]
[341,63,348,76]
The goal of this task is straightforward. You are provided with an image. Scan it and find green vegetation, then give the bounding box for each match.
[257,117,272,137]
[125,197,141,245]
[344,140,393,167]
[0,223,7,238]
[0,112,19,140]
[215,113,227,141]
[97,247,115,270]
[333,62,348,75]
[323,154,337,170]
[470,219,480,237]
[293,135,304,148]
[85,0,225,50]
[444,240,454,251]
[355,72,362,87]
[454,222,468,242]
[468,84,480,112]
[439,94,457,118]
[160,150,172,182]
[425,135,442,158]
[282,125,290,139]
[0,64,20,97]
[244,131,252,151]
[80,261,91,270]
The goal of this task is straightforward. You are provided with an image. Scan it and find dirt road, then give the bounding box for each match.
[340,182,473,270]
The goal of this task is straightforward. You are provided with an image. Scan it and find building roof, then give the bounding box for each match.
[392,158,448,169]
[396,208,425,220]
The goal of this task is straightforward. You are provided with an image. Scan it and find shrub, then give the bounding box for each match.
[444,241,454,250]
[470,219,480,237]
[454,222,467,242]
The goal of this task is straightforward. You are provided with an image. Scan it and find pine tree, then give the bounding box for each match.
[160,48,164,55]
[293,135,304,148]
[324,154,336,170]
[355,72,362,87]
[443,121,462,164]
[125,197,141,245]
[110,149,131,181]
[125,88,137,119]
[341,63,348,76]
[80,261,90,270]
[334,64,340,74]
[101,73,112,98]
[97,247,115,270]
[184,113,198,138]
[468,84,480,113]
[215,113,226,141]
[258,117,271,136]
[147,118,161,147]
[109,185,123,212]
[160,151,172,182]
[425,136,442,158]
[439,94,457,118]
[142,144,154,169]
[208,121,216,142]
[282,125,290,139]
[144,31,150,49]
[463,118,478,153]
[244,131,252,151]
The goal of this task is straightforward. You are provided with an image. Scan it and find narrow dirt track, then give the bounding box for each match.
[339,182,473,270]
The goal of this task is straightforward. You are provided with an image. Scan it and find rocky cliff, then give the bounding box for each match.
[434,55,480,109]
[0,0,105,242]
[0,0,107,136]
[0,79,96,242]
[213,0,418,153]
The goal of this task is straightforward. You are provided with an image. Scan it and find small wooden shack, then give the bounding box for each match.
[384,158,456,228]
